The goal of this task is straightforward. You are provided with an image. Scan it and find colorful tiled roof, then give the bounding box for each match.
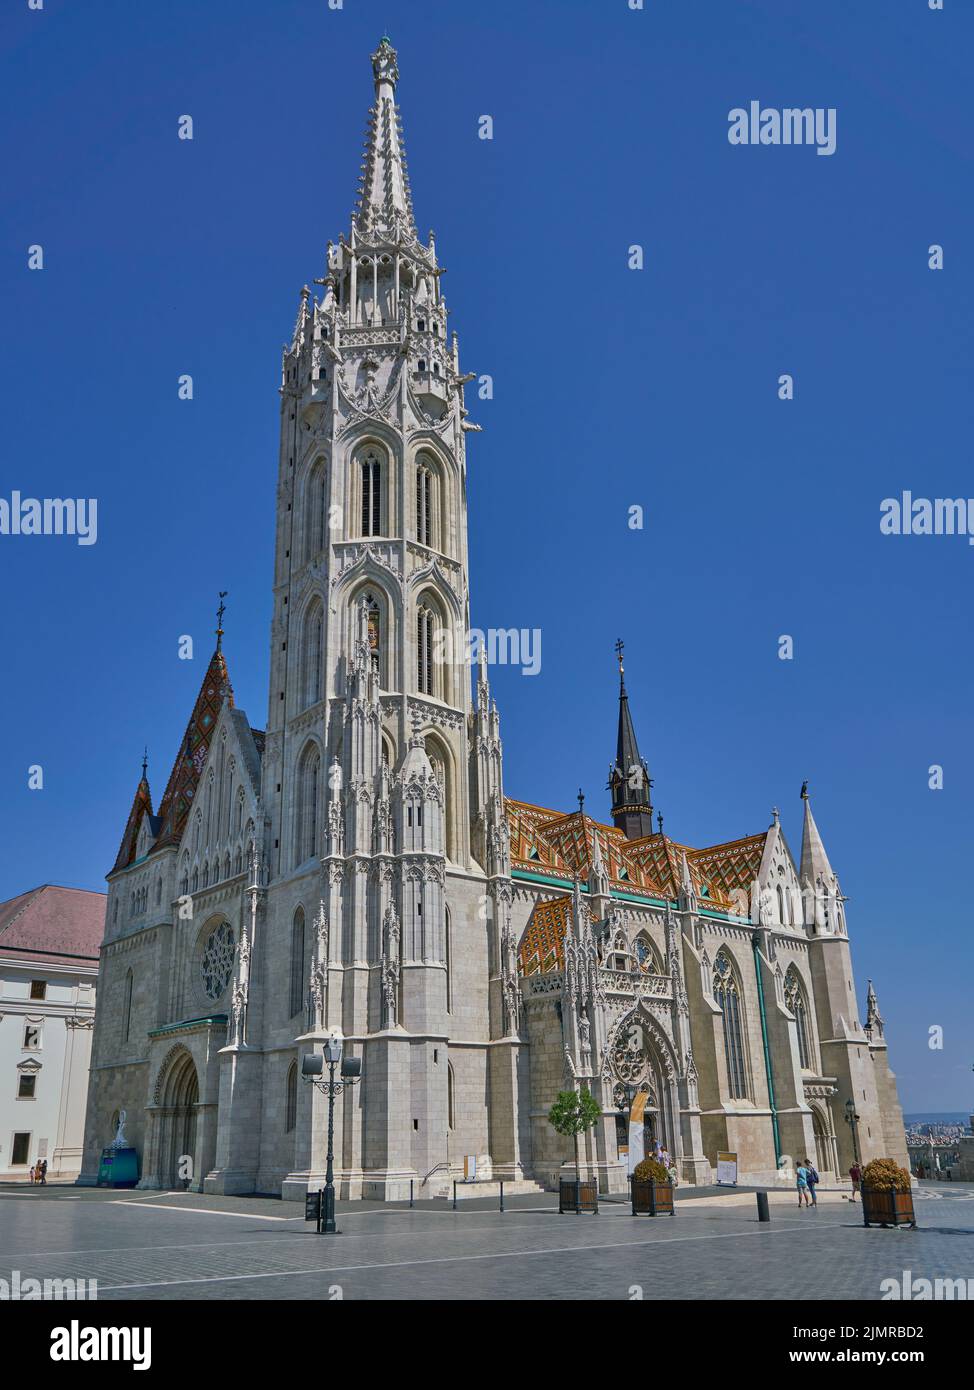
[507,800,573,875]
[506,799,666,894]
[509,796,768,973]
[519,894,575,976]
[152,648,234,854]
[690,833,767,904]
[112,773,154,874]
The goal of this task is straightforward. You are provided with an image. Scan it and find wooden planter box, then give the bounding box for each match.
[862,1186,917,1229]
[559,1178,599,1214]
[630,1177,675,1217]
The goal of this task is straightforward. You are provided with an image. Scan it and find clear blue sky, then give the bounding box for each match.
[1,0,971,1112]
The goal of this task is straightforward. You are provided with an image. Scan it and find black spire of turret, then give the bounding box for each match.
[608,640,654,840]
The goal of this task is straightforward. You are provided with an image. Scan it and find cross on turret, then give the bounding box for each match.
[608,640,654,840]
[216,591,228,650]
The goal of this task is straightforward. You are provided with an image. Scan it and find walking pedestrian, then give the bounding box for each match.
[796,1161,812,1208]
[28,1164,36,1185]
[849,1161,862,1202]
[804,1158,820,1208]
[39,1159,48,1185]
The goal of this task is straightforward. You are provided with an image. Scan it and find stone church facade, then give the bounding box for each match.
[79,39,908,1199]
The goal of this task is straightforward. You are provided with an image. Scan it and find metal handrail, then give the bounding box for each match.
[421,1160,450,1187]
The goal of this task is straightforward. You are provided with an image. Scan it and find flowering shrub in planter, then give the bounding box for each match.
[630,1157,675,1216]
[861,1158,916,1229]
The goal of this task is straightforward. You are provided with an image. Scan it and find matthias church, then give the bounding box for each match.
[81,40,908,1197]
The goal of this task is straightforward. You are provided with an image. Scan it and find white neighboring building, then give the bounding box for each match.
[0,885,104,1180]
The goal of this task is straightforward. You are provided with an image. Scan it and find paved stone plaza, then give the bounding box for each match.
[1,1181,972,1301]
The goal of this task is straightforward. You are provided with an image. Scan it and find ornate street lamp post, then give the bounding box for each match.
[302,1031,361,1234]
[844,1098,861,1167]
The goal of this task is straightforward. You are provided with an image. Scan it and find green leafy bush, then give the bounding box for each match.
[632,1157,670,1184]
[547,1088,602,1189]
[862,1158,911,1192]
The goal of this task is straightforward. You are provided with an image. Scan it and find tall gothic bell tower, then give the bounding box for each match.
[251,38,510,1199]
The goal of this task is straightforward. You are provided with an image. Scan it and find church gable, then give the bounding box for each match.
[175,700,262,888]
[111,771,154,873]
[754,821,803,926]
[154,647,234,853]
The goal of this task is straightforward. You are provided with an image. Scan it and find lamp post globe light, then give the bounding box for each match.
[301,1030,362,1234]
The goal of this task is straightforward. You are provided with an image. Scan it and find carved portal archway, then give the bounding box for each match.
[603,1004,680,1156]
[155,1047,200,1190]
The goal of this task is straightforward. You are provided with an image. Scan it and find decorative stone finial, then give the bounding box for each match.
[371,36,399,93]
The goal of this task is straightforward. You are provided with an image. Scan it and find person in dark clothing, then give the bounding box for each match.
[849,1161,862,1201]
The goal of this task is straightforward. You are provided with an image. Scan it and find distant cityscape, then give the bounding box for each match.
[904,1113,972,1177]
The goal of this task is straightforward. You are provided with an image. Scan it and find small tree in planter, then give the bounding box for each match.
[548,1088,602,1213]
[861,1158,916,1229]
[631,1157,675,1216]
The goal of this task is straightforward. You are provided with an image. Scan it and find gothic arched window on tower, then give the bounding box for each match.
[445,904,453,1013]
[363,591,381,681]
[425,733,452,861]
[784,967,812,1070]
[304,603,324,707]
[417,604,435,696]
[360,450,382,536]
[713,950,749,1100]
[285,1061,298,1133]
[416,461,433,548]
[308,460,328,558]
[296,747,321,866]
[289,908,305,1019]
[122,969,133,1043]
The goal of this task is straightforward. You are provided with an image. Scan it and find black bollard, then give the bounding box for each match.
[756,1190,770,1222]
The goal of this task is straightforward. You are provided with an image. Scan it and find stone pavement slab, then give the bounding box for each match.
[1,1182,972,1300]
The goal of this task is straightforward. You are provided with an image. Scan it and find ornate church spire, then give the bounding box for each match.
[799,782,846,934]
[608,639,654,840]
[799,782,837,887]
[353,37,416,239]
[111,753,154,873]
[864,979,885,1040]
